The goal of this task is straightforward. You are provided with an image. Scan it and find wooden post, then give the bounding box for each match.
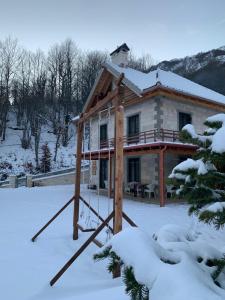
[113,105,124,234]
[73,121,84,240]
[113,105,124,278]
[159,147,166,207]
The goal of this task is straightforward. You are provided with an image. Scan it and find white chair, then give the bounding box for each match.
[144,184,155,199]
[167,185,176,198]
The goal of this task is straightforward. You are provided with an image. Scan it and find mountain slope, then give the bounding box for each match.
[151,46,225,96]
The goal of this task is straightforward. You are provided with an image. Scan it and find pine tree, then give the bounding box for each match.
[40,143,52,173]
[169,113,225,229]
[94,246,149,300]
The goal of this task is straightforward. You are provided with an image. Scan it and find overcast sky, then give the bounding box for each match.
[0,0,225,62]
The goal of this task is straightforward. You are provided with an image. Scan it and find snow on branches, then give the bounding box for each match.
[94,227,225,300]
[169,113,225,228]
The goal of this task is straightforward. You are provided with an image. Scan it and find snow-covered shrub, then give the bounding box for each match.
[94,227,225,300]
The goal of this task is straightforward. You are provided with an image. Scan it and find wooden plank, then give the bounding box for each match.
[50,212,114,286]
[73,122,84,240]
[122,212,137,227]
[31,196,75,242]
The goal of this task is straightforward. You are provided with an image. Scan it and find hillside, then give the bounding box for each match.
[151,46,225,96]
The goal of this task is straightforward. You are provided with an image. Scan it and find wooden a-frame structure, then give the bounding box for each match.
[31,72,137,286]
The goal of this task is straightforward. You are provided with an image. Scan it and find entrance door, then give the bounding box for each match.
[99,159,108,188]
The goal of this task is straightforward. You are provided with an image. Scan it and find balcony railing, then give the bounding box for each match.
[100,128,180,149]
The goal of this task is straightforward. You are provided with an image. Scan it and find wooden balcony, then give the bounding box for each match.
[82,128,197,160]
[100,128,180,149]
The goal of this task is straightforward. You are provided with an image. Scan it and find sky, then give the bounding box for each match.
[0,0,225,62]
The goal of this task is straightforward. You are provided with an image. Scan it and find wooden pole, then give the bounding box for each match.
[113,105,124,234]
[159,147,167,207]
[113,104,124,278]
[73,121,84,240]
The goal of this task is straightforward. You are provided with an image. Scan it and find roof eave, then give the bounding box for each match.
[142,85,225,109]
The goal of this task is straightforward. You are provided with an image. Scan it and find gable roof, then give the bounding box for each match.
[105,62,225,106]
[83,62,225,114]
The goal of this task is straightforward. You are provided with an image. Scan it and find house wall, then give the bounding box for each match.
[88,94,223,191]
[160,96,221,132]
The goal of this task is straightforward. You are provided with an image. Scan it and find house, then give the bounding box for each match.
[79,43,225,206]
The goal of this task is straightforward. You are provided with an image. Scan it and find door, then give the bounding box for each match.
[99,159,108,188]
[127,114,139,144]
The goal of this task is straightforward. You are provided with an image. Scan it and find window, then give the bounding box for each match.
[178,112,192,131]
[100,124,107,148]
[99,159,108,188]
[127,114,139,144]
[127,158,140,183]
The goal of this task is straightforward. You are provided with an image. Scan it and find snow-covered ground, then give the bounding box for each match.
[0,185,225,300]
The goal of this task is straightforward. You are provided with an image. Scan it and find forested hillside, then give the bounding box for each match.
[151,46,225,96]
[0,37,151,177]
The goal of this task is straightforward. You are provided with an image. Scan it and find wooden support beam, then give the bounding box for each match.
[50,212,114,286]
[79,89,118,124]
[31,196,75,242]
[113,105,124,278]
[159,147,167,207]
[113,105,124,234]
[73,122,84,240]
[122,212,137,227]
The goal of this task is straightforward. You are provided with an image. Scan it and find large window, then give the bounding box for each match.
[178,112,192,131]
[127,157,140,183]
[127,114,140,144]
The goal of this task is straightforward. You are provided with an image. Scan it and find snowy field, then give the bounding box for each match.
[0,185,225,300]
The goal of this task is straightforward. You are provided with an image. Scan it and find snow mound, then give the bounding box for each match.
[104,227,225,300]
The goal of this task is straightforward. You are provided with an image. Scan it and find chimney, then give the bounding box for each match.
[110,43,130,67]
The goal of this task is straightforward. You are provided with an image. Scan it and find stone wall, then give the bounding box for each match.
[33,170,89,187]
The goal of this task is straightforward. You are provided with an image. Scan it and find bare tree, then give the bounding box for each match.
[0,37,21,140]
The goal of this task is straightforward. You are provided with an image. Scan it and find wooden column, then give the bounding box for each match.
[73,121,84,240]
[113,105,124,235]
[159,148,166,207]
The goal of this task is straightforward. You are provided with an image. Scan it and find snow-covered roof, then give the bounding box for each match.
[105,62,225,106]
